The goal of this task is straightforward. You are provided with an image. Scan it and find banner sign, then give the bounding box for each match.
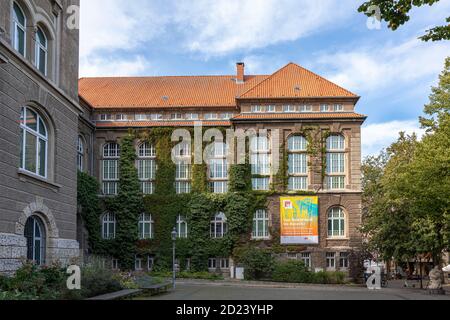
[280,196,319,245]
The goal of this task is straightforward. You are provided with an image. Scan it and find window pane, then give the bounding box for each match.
[39,48,46,74]
[25,109,38,131]
[25,132,37,173]
[38,138,46,177]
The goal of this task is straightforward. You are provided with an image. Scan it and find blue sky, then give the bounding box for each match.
[79,0,450,157]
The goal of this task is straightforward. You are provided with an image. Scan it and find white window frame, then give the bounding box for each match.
[150,114,163,121]
[328,207,346,238]
[221,113,233,120]
[326,252,336,270]
[99,114,113,121]
[186,113,199,120]
[102,142,120,195]
[326,135,346,190]
[266,105,276,113]
[20,106,48,179]
[210,212,228,239]
[250,136,271,191]
[177,215,188,239]
[208,258,217,269]
[115,114,127,121]
[138,142,156,195]
[102,212,116,240]
[334,104,344,112]
[339,252,349,269]
[12,2,26,57]
[139,213,154,240]
[321,104,331,112]
[135,256,143,271]
[288,136,309,191]
[299,105,312,112]
[35,27,48,76]
[171,113,183,120]
[251,105,263,113]
[283,105,297,113]
[77,135,84,172]
[204,113,219,120]
[252,209,270,240]
[208,142,228,194]
[135,114,149,121]
[300,253,311,268]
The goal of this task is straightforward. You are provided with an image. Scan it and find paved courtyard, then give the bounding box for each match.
[138,280,450,301]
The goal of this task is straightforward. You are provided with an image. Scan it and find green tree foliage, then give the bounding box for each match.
[114,133,143,270]
[358,0,450,41]
[362,58,450,265]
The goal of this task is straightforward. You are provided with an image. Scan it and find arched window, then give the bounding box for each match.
[326,135,346,190]
[77,135,85,172]
[24,216,45,265]
[35,27,48,75]
[210,212,228,239]
[102,142,120,195]
[137,142,156,195]
[102,212,116,240]
[138,213,154,240]
[208,142,228,194]
[176,215,188,239]
[252,209,269,240]
[327,207,345,238]
[20,106,48,178]
[288,136,308,191]
[250,135,271,191]
[12,2,26,56]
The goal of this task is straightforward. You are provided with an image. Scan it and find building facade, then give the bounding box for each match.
[78,62,366,274]
[0,0,80,274]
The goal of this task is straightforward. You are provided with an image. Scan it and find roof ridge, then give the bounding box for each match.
[79,74,270,81]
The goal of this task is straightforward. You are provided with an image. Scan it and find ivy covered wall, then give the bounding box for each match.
[77,127,333,271]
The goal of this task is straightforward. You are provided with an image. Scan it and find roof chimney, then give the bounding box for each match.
[236,62,245,84]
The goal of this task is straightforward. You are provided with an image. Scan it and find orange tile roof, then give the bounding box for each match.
[232,113,367,121]
[95,121,232,128]
[239,63,357,99]
[79,63,359,109]
[79,75,268,109]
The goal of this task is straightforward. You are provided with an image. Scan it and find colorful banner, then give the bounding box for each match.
[280,196,319,245]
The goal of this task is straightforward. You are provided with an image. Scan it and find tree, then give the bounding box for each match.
[114,133,143,270]
[362,58,450,266]
[358,0,450,41]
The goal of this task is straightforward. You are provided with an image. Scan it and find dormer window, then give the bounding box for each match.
[115,114,127,121]
[12,2,26,56]
[251,105,263,113]
[150,114,163,121]
[266,105,276,113]
[186,113,199,120]
[135,114,148,121]
[99,114,113,121]
[321,104,330,112]
[171,113,183,120]
[204,113,218,120]
[334,104,344,112]
[299,105,312,112]
[283,105,296,113]
[221,113,233,120]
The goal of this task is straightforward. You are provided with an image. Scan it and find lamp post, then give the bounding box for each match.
[171,227,177,289]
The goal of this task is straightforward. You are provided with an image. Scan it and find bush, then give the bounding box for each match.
[271,260,347,284]
[80,264,122,298]
[272,260,313,283]
[240,249,275,280]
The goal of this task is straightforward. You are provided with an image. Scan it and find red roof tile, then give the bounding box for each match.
[232,113,367,120]
[95,121,232,128]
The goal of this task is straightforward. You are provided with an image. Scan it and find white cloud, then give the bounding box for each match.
[362,120,425,157]
[79,0,165,57]
[79,56,150,77]
[315,38,450,94]
[172,0,355,56]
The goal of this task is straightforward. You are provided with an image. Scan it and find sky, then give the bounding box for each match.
[79,0,450,157]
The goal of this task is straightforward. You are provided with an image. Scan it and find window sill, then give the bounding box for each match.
[18,169,61,191]
[326,237,349,241]
[0,51,8,63]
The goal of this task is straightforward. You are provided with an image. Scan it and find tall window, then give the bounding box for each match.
[20,106,48,178]
[35,27,47,75]
[251,136,271,191]
[138,213,154,240]
[13,2,26,56]
[339,252,349,269]
[24,216,45,266]
[328,207,345,238]
[326,252,336,269]
[102,143,120,195]
[177,215,188,239]
[174,142,191,194]
[77,136,84,172]
[102,212,116,240]
[138,142,156,195]
[288,136,308,191]
[208,143,228,194]
[326,135,346,190]
[300,253,311,268]
[210,212,228,238]
[252,210,270,240]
